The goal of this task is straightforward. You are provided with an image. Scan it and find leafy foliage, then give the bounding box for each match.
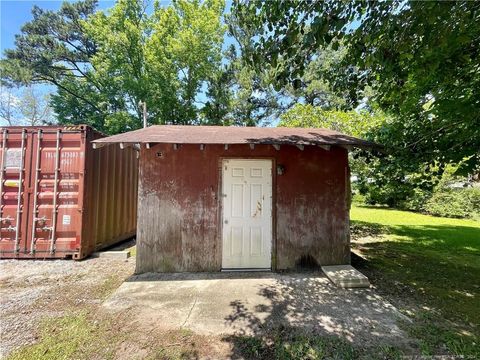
[1,0,102,118]
[425,188,480,219]
[279,104,385,138]
[1,0,226,133]
[224,12,287,126]
[421,165,480,218]
[233,0,480,185]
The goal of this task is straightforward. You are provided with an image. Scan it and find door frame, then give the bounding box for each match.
[218,157,276,271]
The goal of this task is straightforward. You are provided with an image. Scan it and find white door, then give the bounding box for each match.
[222,159,272,269]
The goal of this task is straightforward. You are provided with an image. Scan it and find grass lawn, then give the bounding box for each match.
[350,204,480,357]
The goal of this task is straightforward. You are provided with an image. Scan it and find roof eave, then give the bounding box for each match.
[92,140,382,151]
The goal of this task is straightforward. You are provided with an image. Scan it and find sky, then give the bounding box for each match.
[0,0,116,54]
[0,1,118,125]
[0,0,118,114]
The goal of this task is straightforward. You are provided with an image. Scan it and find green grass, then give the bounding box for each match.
[7,312,117,360]
[94,274,125,300]
[128,244,137,258]
[350,205,480,357]
[225,328,404,360]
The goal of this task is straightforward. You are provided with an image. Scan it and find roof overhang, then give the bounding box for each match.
[92,125,382,152]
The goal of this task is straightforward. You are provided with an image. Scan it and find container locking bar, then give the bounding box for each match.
[49,129,61,254]
[14,129,26,254]
[30,130,42,254]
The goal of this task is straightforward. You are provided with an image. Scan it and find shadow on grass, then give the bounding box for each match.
[350,219,480,357]
[353,204,398,211]
[351,220,480,254]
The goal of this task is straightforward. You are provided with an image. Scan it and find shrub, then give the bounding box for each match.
[351,192,366,205]
[425,187,480,218]
[399,187,431,212]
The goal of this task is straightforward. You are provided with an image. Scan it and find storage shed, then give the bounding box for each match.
[93,125,376,273]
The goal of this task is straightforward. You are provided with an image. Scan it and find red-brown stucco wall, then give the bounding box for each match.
[136,143,350,273]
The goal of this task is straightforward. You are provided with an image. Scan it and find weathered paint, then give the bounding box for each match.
[0,126,138,259]
[136,143,350,273]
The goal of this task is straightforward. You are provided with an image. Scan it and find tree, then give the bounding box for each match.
[233,1,480,174]
[145,0,225,124]
[279,104,385,138]
[50,78,107,130]
[1,0,226,133]
[200,64,234,125]
[0,88,20,125]
[0,86,54,126]
[280,44,358,111]
[80,0,226,128]
[19,86,54,125]
[1,0,102,112]
[223,12,288,126]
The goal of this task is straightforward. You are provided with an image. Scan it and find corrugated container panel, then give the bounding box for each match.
[0,125,137,259]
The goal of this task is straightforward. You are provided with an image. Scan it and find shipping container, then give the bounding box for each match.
[0,125,138,259]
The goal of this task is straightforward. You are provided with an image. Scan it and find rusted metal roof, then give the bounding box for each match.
[92,125,379,149]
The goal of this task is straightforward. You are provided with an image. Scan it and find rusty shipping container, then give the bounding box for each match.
[0,125,138,259]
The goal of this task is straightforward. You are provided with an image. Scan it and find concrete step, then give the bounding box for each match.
[321,265,370,288]
[92,250,130,260]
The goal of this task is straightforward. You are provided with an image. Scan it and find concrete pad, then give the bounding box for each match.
[93,250,130,260]
[102,272,412,349]
[321,265,370,288]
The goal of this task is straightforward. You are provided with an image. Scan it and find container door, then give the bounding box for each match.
[30,130,84,256]
[0,129,28,255]
[222,159,272,270]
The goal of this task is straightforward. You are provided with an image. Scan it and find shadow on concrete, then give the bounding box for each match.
[103,269,416,358]
[220,273,413,359]
[350,218,480,352]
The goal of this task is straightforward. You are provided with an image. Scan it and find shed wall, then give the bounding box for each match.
[136,144,350,273]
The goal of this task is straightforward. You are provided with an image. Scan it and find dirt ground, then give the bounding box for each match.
[0,255,135,358]
[0,253,235,359]
[0,251,419,359]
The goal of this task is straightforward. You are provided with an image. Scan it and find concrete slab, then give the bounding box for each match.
[93,250,130,260]
[102,272,412,349]
[321,265,370,288]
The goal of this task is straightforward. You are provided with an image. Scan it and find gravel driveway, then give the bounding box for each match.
[0,256,135,358]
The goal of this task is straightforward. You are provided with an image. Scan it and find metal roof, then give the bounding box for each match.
[92,125,379,149]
